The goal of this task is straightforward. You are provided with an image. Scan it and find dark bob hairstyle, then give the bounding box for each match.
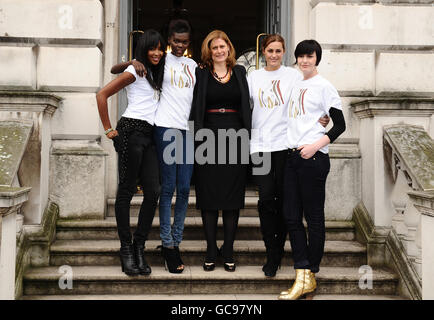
[294,39,322,66]
[135,29,167,91]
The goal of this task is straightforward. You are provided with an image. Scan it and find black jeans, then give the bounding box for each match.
[114,124,160,245]
[282,148,330,273]
[253,150,287,250]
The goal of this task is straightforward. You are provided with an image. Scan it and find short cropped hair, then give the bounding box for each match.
[294,39,322,66]
[201,30,236,70]
[168,19,192,38]
[261,34,286,52]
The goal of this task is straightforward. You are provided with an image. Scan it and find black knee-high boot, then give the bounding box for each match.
[258,200,282,277]
[274,198,287,271]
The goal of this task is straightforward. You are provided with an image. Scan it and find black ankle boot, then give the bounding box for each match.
[174,246,184,267]
[263,252,280,277]
[119,244,140,276]
[133,240,151,275]
[160,246,184,274]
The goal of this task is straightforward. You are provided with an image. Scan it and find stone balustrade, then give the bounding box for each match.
[407,191,434,300]
[383,125,434,298]
[0,186,31,300]
[0,92,61,225]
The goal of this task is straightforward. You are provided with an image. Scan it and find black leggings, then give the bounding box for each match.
[201,209,240,262]
[114,127,160,246]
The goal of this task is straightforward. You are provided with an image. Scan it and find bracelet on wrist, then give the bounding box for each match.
[104,128,114,135]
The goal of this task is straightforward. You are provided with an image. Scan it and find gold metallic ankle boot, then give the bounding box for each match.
[278,269,317,300]
[304,270,317,294]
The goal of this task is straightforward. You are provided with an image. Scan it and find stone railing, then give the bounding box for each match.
[0,186,31,299]
[0,119,33,299]
[0,92,61,225]
[384,124,434,299]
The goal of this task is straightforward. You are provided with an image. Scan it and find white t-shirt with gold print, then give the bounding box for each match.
[154,53,197,130]
[248,65,302,154]
[287,74,342,154]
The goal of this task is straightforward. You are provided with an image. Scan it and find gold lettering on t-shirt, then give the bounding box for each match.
[170,64,194,89]
[258,80,285,110]
[288,89,308,119]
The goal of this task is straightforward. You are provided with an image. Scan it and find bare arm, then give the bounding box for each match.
[318,115,330,127]
[111,60,146,77]
[96,72,135,139]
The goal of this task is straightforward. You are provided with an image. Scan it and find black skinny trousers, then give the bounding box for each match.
[282,148,330,273]
[253,150,287,247]
[114,129,160,246]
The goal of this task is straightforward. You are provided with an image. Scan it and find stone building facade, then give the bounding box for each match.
[0,0,433,299]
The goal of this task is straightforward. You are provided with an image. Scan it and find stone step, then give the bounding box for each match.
[106,193,260,217]
[21,294,405,300]
[49,239,367,267]
[56,217,356,241]
[23,266,398,296]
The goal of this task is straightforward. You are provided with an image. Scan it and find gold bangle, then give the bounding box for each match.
[104,128,114,135]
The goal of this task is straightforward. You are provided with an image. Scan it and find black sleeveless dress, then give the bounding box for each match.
[194,72,248,210]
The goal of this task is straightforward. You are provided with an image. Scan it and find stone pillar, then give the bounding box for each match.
[408,191,434,300]
[0,187,31,300]
[0,93,61,225]
[50,139,108,220]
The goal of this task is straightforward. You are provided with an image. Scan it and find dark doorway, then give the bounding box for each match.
[132,0,266,63]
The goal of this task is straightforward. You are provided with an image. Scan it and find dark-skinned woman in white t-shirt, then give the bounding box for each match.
[111,20,197,274]
[278,40,346,300]
[96,30,166,277]
[247,34,329,278]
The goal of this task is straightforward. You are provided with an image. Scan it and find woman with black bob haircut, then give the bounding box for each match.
[96,29,166,276]
[247,34,330,278]
[278,39,346,299]
[294,39,322,66]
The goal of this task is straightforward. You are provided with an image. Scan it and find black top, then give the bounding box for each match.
[189,65,252,135]
[326,107,346,143]
[206,72,241,111]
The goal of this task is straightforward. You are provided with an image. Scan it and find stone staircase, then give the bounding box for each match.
[21,190,404,300]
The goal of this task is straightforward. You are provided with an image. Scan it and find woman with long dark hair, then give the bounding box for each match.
[111,19,197,274]
[278,39,346,299]
[96,29,166,276]
[189,30,252,272]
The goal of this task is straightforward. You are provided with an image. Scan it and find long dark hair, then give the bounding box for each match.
[135,29,167,91]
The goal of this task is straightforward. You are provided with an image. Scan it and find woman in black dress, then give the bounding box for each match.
[189,30,251,272]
